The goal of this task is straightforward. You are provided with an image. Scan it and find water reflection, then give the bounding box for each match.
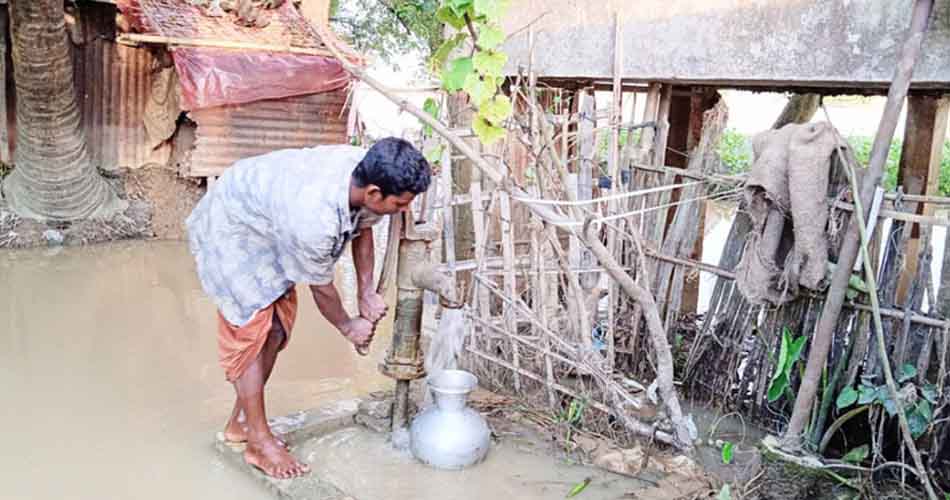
[0,240,389,500]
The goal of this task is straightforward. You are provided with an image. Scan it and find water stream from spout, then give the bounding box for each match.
[422,308,468,407]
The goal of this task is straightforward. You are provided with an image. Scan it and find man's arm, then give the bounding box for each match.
[310,283,374,349]
[352,227,387,323]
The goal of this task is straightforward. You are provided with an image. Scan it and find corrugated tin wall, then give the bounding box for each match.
[72,3,164,171]
[185,88,348,177]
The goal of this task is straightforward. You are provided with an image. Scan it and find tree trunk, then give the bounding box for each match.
[2,0,122,221]
[772,94,820,130]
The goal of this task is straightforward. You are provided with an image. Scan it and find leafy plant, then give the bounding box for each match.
[717,129,753,175]
[721,441,734,465]
[421,97,445,164]
[718,484,732,500]
[557,398,587,447]
[430,0,512,145]
[835,386,859,409]
[767,327,808,402]
[842,444,869,464]
[836,369,938,439]
[566,477,591,498]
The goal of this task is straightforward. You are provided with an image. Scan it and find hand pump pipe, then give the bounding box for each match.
[372,212,462,432]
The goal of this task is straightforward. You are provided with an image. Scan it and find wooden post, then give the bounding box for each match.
[895,96,950,303]
[441,140,457,293]
[605,13,623,372]
[499,190,520,391]
[574,90,598,290]
[470,166,491,350]
[680,89,720,315]
[448,93,476,301]
[648,85,673,256]
[0,8,9,164]
[531,188,557,407]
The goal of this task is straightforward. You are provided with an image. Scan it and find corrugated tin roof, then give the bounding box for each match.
[185,88,348,177]
[73,2,169,171]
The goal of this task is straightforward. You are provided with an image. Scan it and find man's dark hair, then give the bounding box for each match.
[353,137,432,197]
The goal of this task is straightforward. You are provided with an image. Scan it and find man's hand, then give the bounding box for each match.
[340,317,375,354]
[358,292,388,324]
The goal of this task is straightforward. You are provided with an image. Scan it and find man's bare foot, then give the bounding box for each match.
[244,437,310,479]
[223,419,288,448]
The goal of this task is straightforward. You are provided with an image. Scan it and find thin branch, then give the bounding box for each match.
[375,0,415,38]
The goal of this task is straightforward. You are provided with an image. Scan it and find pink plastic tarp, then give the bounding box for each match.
[173,48,351,111]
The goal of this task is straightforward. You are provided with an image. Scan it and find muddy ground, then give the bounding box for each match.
[0,166,204,248]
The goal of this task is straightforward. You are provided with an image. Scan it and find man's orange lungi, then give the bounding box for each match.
[217,288,298,382]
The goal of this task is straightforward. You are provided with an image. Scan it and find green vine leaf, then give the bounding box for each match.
[443,57,474,92]
[836,386,858,409]
[480,95,512,124]
[917,399,933,421]
[772,330,790,383]
[788,334,807,366]
[472,115,506,144]
[858,384,878,405]
[566,477,591,498]
[717,484,732,500]
[767,373,788,402]
[881,394,898,416]
[721,441,734,465]
[473,50,508,78]
[462,73,497,106]
[446,0,474,17]
[842,444,869,464]
[431,33,469,72]
[922,383,938,404]
[473,0,509,20]
[424,144,445,165]
[436,5,467,29]
[908,407,929,438]
[478,24,505,50]
[422,97,441,137]
[898,363,917,383]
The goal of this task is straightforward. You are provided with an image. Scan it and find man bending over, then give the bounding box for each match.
[186,137,431,478]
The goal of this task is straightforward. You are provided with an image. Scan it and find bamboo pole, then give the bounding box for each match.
[500,191,521,391]
[782,0,935,451]
[585,221,694,448]
[441,140,457,294]
[605,13,624,374]
[531,216,557,407]
[117,33,339,58]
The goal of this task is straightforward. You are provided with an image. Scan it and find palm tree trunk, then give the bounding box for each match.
[2,0,123,221]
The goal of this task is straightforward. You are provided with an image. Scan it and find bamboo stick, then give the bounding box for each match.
[605,13,624,374]
[530,218,557,407]
[117,33,339,58]
[500,191,521,391]
[441,141,457,293]
[783,0,936,453]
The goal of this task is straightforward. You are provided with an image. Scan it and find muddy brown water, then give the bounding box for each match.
[0,241,390,499]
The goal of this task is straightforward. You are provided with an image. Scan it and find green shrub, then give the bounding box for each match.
[846,135,902,191]
[717,128,753,174]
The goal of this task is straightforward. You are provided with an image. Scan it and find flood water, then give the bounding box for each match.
[0,241,390,499]
[305,427,647,500]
